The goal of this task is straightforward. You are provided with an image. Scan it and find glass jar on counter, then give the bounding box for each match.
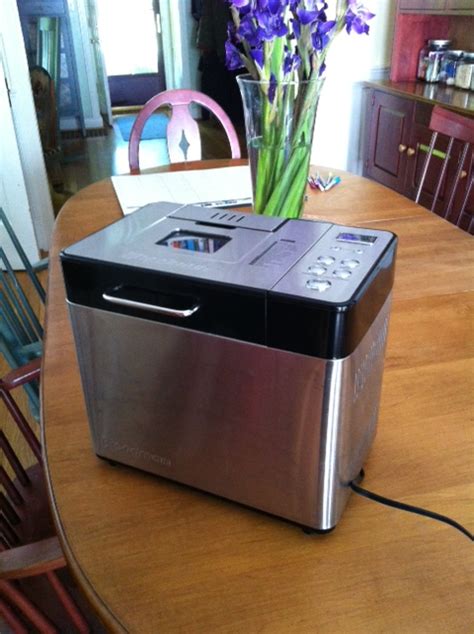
[454,52,474,90]
[417,40,452,83]
[438,50,465,85]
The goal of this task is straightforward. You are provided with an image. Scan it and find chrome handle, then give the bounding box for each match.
[407,147,416,157]
[398,144,407,153]
[102,293,200,319]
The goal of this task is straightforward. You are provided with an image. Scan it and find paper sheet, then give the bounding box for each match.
[111,166,252,215]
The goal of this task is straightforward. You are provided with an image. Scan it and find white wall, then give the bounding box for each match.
[161,0,200,91]
[311,0,396,173]
[0,57,39,267]
[66,0,104,131]
[0,0,54,253]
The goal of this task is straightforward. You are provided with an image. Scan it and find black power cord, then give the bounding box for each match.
[350,471,473,542]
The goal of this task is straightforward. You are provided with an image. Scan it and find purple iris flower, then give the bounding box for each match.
[252,0,289,10]
[228,0,252,8]
[291,17,301,39]
[345,1,375,35]
[283,48,301,75]
[296,9,320,25]
[225,41,244,70]
[311,19,336,52]
[225,0,376,78]
[251,47,265,67]
[238,15,264,47]
[267,0,287,12]
[255,10,288,40]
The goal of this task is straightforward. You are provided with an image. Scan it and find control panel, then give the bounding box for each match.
[270,224,394,304]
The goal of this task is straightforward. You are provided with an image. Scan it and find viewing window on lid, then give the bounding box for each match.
[157,230,231,253]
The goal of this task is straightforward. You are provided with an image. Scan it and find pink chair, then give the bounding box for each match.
[128,89,241,174]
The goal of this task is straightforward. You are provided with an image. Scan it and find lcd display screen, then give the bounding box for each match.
[336,232,377,245]
[157,231,230,253]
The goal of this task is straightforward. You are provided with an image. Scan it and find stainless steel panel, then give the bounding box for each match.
[61,202,332,290]
[68,293,391,530]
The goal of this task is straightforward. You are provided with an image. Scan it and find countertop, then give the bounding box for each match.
[365,80,474,115]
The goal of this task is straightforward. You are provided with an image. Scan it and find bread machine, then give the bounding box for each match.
[61,202,397,531]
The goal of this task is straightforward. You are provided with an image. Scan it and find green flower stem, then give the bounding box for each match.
[270,83,294,192]
[254,93,274,213]
[265,145,311,217]
[255,83,295,214]
[289,79,322,152]
[245,75,322,216]
[282,149,312,217]
[259,82,319,216]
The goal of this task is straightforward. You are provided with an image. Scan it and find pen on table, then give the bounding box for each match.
[324,176,341,192]
[308,174,341,192]
[196,198,252,208]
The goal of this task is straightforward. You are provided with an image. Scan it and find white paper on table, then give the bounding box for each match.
[111,166,252,215]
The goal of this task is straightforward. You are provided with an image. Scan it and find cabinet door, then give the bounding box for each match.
[363,90,414,194]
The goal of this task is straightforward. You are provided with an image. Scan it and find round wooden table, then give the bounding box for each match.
[42,161,474,633]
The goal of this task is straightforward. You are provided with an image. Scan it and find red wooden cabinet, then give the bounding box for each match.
[363,90,413,194]
[363,87,474,233]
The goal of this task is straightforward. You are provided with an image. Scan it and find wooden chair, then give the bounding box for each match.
[128,89,241,174]
[415,106,474,233]
[1,207,46,419]
[0,360,102,632]
[0,207,47,299]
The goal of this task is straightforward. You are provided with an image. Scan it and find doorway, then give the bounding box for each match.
[95,0,165,108]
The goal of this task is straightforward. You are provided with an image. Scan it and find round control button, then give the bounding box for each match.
[317,255,336,266]
[340,258,360,269]
[355,249,364,255]
[307,264,326,275]
[330,246,341,252]
[333,269,352,280]
[306,278,331,292]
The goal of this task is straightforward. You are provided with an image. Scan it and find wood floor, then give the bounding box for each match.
[57,117,247,198]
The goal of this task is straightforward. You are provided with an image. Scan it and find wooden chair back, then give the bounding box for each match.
[128,89,241,174]
[1,207,47,418]
[415,106,474,233]
[0,360,95,632]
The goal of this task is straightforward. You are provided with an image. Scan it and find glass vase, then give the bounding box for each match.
[237,75,324,218]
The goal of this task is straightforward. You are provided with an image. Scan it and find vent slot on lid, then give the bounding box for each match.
[208,211,246,225]
[170,205,286,231]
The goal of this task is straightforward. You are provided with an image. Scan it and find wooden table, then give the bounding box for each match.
[42,161,474,633]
